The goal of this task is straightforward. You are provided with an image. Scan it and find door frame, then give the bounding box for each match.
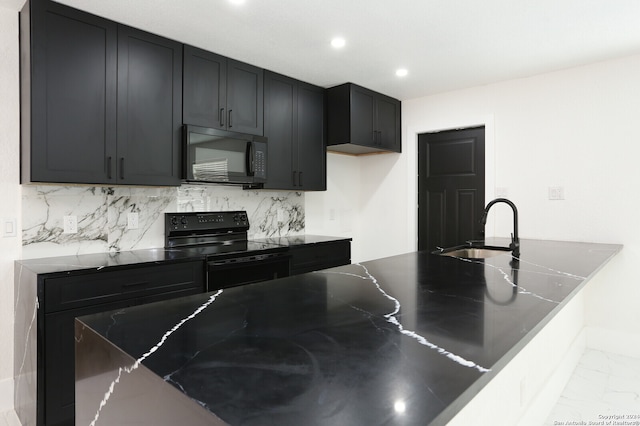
[406,116,496,252]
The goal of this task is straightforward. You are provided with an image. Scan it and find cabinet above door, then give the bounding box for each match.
[183,46,264,136]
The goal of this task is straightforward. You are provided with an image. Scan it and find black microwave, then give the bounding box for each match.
[183,125,267,186]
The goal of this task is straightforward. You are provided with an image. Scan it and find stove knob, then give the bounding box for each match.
[170,216,178,226]
[181,216,188,225]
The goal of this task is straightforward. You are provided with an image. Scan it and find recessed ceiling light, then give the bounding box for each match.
[395,68,408,77]
[229,0,246,5]
[331,37,346,49]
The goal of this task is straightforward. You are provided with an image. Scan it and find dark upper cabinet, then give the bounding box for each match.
[21,0,182,186]
[22,1,117,184]
[263,71,326,191]
[183,46,264,136]
[116,26,182,185]
[327,83,401,155]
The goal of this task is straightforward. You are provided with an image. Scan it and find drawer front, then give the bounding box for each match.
[290,241,351,275]
[44,261,205,313]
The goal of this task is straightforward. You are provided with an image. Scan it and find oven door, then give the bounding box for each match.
[207,253,290,291]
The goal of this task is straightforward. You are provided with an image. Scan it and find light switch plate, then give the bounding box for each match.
[548,186,565,200]
[2,218,17,238]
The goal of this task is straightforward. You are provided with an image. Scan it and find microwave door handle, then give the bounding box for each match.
[246,142,255,176]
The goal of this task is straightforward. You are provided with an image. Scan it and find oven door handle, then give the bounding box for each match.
[208,253,289,267]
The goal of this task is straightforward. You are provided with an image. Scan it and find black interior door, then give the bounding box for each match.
[418,126,485,251]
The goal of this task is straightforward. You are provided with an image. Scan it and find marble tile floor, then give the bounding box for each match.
[0,349,637,425]
[0,410,20,426]
[544,349,640,425]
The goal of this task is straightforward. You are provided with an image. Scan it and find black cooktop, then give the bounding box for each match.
[174,240,288,259]
[165,211,287,259]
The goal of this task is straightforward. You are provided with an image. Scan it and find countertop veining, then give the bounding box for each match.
[75,238,621,425]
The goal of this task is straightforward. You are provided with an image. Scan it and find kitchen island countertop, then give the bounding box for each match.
[75,238,621,425]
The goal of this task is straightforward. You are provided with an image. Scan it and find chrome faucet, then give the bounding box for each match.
[480,198,520,258]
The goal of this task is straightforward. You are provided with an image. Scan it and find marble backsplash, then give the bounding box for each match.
[21,184,304,259]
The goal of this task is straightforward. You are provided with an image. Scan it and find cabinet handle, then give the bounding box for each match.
[219,108,225,127]
[120,158,125,180]
[107,157,112,179]
[122,281,149,291]
[228,110,233,128]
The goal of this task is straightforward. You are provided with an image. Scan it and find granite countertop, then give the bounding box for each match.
[15,247,204,275]
[15,235,350,275]
[252,234,352,246]
[76,238,621,425]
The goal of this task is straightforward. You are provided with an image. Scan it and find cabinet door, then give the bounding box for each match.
[44,299,135,426]
[296,83,326,190]
[263,72,295,189]
[29,1,117,184]
[289,241,351,275]
[183,46,227,130]
[116,26,182,186]
[376,95,401,152]
[350,85,376,146]
[42,261,204,426]
[226,59,264,135]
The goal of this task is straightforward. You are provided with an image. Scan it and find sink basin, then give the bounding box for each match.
[434,245,512,259]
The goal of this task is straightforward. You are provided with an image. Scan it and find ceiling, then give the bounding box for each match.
[4,0,640,100]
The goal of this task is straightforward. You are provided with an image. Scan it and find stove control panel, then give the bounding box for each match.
[165,211,249,234]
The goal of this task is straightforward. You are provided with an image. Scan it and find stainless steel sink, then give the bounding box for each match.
[434,246,512,259]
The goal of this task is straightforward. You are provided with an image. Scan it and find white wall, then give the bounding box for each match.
[0,5,22,410]
[308,53,640,349]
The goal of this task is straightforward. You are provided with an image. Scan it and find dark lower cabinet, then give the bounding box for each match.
[264,71,326,190]
[38,261,205,426]
[21,0,182,186]
[289,240,351,275]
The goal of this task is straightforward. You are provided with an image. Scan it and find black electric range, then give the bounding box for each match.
[165,211,290,291]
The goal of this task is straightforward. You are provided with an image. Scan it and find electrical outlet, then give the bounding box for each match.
[548,186,565,200]
[63,215,77,234]
[127,213,139,230]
